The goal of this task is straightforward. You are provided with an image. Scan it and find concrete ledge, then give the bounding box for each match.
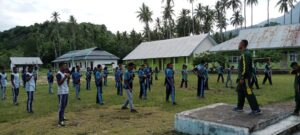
[174,103,294,135]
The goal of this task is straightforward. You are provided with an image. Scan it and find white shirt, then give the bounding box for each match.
[0,73,7,87]
[57,71,69,95]
[25,72,35,91]
[11,73,20,88]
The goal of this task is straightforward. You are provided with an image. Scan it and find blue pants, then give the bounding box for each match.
[104,77,108,86]
[12,88,19,104]
[197,77,205,97]
[74,84,80,99]
[166,83,175,103]
[123,89,134,110]
[1,86,6,100]
[27,91,34,112]
[146,78,151,91]
[58,94,68,122]
[48,82,53,94]
[86,80,91,90]
[96,86,103,104]
[116,81,123,96]
[139,81,146,99]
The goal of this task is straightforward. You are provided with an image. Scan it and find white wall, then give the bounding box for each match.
[68,60,118,70]
[193,38,215,57]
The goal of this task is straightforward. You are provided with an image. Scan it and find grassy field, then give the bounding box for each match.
[0,72,296,135]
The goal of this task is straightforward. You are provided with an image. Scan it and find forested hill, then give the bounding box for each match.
[0,21,143,66]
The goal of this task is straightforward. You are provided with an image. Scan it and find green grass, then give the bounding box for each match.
[0,73,296,134]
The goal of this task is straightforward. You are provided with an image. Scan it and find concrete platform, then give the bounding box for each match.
[174,103,300,135]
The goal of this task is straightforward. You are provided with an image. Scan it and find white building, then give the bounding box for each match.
[52,47,119,70]
[10,57,43,70]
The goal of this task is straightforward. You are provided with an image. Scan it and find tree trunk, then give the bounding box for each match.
[53,41,58,58]
[291,8,293,24]
[284,13,286,25]
[244,0,246,29]
[191,2,195,34]
[146,22,151,41]
[267,0,270,26]
[251,4,253,28]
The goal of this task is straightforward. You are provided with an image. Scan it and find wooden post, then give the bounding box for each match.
[173,57,176,70]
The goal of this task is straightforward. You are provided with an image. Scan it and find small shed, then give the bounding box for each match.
[52,47,119,70]
[10,57,43,70]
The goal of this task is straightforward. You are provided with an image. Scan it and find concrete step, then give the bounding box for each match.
[252,116,300,135]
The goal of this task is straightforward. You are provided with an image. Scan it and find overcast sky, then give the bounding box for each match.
[0,0,287,33]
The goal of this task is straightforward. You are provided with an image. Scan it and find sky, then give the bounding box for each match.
[0,0,288,33]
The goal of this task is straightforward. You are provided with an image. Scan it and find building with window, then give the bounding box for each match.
[123,34,217,70]
[210,24,300,69]
[52,47,119,70]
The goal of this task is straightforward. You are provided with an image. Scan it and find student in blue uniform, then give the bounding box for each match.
[25,65,35,113]
[250,63,260,89]
[85,67,92,90]
[22,66,26,88]
[154,67,159,80]
[0,66,7,100]
[72,66,82,100]
[226,66,235,88]
[180,64,188,88]
[103,67,109,86]
[11,67,20,105]
[144,64,151,91]
[95,64,104,105]
[165,63,176,105]
[121,63,138,113]
[139,65,147,99]
[204,64,209,90]
[56,63,71,126]
[217,66,224,83]
[262,62,272,85]
[116,64,123,96]
[33,66,38,90]
[47,68,54,94]
[194,62,206,98]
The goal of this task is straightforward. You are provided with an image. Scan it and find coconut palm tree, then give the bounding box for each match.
[216,1,228,42]
[267,0,270,25]
[137,3,153,41]
[194,3,204,33]
[202,6,215,33]
[163,1,175,38]
[68,15,77,50]
[276,0,297,24]
[247,0,258,28]
[177,9,192,37]
[51,11,60,58]
[187,0,196,34]
[231,10,244,29]
[227,0,242,11]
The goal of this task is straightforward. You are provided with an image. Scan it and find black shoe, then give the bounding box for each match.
[249,110,261,115]
[121,106,128,110]
[28,111,34,114]
[99,103,104,105]
[172,102,177,105]
[130,109,138,113]
[232,107,243,112]
[77,98,81,100]
[58,121,65,127]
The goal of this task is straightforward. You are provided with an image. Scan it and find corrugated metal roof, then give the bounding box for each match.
[52,47,119,63]
[123,34,213,60]
[10,57,43,65]
[210,24,300,52]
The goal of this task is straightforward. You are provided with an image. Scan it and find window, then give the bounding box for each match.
[175,58,179,63]
[290,51,298,62]
[229,56,239,63]
[153,59,156,64]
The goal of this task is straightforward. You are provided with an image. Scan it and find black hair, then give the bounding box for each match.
[127,62,135,67]
[241,40,248,47]
[59,63,66,67]
[97,64,102,68]
[291,62,298,68]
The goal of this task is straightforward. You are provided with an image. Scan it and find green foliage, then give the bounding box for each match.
[255,50,283,63]
[193,52,227,67]
[0,21,143,66]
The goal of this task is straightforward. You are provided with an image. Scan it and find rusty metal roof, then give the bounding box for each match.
[210,24,300,52]
[123,34,216,60]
